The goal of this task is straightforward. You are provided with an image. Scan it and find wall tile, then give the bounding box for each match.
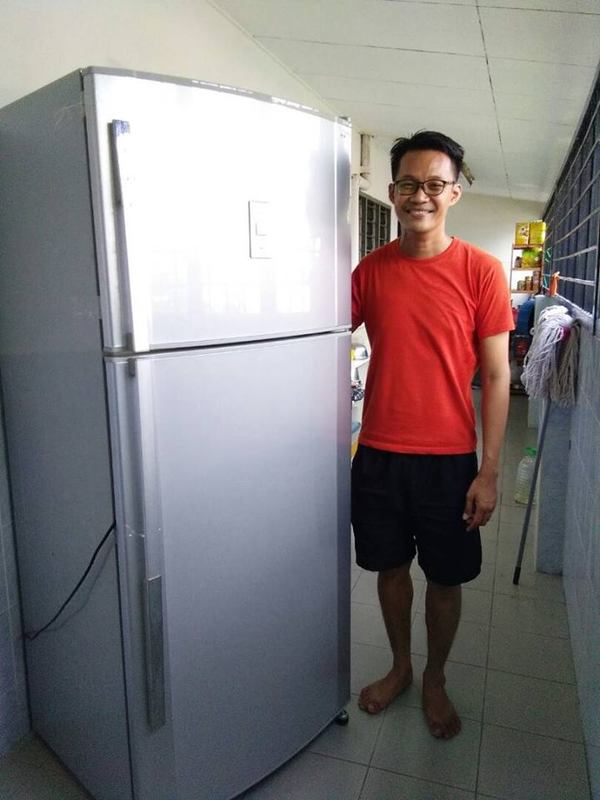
[564,328,600,759]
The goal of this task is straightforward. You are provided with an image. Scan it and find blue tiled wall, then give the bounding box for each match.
[562,325,600,799]
[0,397,29,756]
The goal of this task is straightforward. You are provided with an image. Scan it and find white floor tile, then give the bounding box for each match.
[0,736,92,800]
[351,602,388,649]
[468,561,495,592]
[488,627,576,683]
[371,705,481,791]
[478,724,589,800]
[240,750,366,799]
[498,504,529,526]
[484,669,584,741]
[494,559,565,603]
[351,570,379,606]
[360,767,475,799]
[491,593,569,638]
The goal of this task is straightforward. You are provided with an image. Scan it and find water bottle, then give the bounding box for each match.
[514,446,537,504]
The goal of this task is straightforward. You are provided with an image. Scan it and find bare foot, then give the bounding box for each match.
[422,669,461,739]
[358,665,413,715]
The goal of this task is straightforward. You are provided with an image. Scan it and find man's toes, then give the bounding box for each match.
[358,695,381,714]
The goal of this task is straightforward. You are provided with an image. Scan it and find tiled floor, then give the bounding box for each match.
[0,394,592,799]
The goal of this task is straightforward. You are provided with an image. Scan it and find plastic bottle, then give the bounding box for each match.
[514,446,537,504]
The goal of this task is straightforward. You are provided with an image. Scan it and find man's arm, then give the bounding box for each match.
[463,331,511,531]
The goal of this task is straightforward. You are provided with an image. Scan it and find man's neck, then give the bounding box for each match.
[399,232,453,259]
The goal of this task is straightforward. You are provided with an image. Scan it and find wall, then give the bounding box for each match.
[0,0,331,112]
[563,325,600,798]
[447,192,544,278]
[350,135,395,270]
[0,0,335,759]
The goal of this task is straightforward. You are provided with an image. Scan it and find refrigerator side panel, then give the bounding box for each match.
[84,71,350,351]
[114,333,351,799]
[0,73,132,798]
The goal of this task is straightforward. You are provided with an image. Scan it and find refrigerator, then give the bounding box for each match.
[0,68,351,800]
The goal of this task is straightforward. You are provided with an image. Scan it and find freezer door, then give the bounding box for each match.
[85,71,351,352]
[106,332,351,800]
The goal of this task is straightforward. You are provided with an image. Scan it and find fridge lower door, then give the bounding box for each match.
[106,331,351,800]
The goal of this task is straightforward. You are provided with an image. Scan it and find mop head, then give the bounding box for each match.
[521,306,580,406]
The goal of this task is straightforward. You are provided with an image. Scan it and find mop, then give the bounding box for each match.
[512,304,581,584]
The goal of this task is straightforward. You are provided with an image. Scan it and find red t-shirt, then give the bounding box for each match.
[352,237,514,454]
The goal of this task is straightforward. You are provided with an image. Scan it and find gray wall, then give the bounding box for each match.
[0,396,28,752]
[562,325,600,797]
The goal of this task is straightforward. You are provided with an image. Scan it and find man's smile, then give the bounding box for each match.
[402,207,434,217]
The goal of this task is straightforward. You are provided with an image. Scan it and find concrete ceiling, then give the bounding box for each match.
[211,0,600,202]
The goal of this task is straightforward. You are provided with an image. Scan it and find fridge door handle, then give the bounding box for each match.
[130,358,167,730]
[109,119,151,353]
[143,575,166,730]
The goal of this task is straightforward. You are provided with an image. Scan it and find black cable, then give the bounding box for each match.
[24,522,116,641]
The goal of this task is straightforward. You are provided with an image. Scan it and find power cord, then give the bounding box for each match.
[24,522,116,641]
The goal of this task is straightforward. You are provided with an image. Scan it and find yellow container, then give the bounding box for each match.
[528,220,546,245]
[514,222,530,246]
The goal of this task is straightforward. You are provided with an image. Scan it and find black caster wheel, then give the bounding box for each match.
[334,709,349,726]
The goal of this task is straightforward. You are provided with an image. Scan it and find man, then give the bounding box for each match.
[351,130,512,740]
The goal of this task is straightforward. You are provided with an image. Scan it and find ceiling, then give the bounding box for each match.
[211,0,600,203]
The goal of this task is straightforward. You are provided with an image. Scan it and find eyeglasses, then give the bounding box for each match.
[393,179,456,196]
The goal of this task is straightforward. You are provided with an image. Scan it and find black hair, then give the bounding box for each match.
[390,131,464,181]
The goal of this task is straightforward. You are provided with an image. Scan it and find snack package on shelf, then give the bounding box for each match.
[528,220,546,245]
[514,222,530,245]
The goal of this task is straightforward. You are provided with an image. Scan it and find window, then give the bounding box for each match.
[543,72,600,328]
[359,193,391,259]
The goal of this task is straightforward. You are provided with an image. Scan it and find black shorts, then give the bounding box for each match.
[351,445,482,586]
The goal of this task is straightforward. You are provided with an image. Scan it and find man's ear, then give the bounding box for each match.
[388,183,396,204]
[449,182,462,206]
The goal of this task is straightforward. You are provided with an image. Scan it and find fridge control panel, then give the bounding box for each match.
[248,200,273,259]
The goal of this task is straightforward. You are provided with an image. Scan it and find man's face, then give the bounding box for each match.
[388,149,462,236]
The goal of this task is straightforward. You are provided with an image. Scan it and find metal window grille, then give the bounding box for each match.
[359,193,391,259]
[543,68,600,329]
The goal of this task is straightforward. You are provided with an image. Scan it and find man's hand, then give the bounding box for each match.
[462,470,498,531]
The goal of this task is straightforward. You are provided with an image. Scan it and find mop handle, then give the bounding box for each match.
[512,399,552,585]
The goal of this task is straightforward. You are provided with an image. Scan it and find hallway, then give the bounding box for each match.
[0,395,590,799]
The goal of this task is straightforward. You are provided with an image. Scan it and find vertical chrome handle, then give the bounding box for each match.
[135,359,166,729]
[126,358,166,730]
[110,120,151,352]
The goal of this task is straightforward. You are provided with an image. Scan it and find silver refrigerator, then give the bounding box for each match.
[0,68,351,800]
